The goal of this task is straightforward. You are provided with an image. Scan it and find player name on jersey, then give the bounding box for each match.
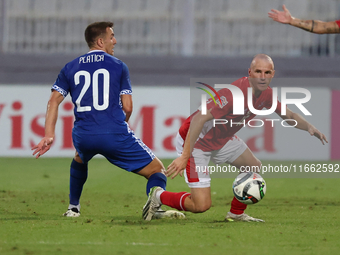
[79,54,104,64]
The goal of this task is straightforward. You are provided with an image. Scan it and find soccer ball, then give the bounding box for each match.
[232,172,266,204]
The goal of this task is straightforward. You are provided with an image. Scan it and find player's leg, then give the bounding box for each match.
[98,130,172,220]
[226,142,264,222]
[63,133,95,217]
[136,157,188,220]
[147,148,212,216]
[230,146,261,170]
[135,157,167,195]
[137,158,179,221]
[63,151,88,217]
[229,147,261,214]
[210,136,263,222]
[155,134,212,214]
[97,130,166,194]
[159,187,211,213]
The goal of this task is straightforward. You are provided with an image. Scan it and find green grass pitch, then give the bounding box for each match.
[0,157,340,255]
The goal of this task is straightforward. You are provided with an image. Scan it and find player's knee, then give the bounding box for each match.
[155,161,166,174]
[141,157,166,179]
[192,201,211,213]
[74,151,83,164]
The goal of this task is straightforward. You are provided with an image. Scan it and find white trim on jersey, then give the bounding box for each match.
[87,50,105,54]
[127,125,155,160]
[120,89,132,95]
[52,84,68,97]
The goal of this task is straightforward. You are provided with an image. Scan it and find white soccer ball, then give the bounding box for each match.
[232,172,266,204]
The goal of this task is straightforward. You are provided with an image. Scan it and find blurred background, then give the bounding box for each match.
[1,0,340,84]
[2,0,340,56]
[0,0,339,159]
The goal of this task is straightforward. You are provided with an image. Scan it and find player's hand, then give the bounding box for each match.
[32,136,54,158]
[268,4,292,24]
[166,155,188,179]
[307,125,328,145]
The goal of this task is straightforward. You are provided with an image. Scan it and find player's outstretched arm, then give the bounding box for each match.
[278,107,328,145]
[268,4,292,24]
[167,110,214,179]
[268,4,340,34]
[32,91,64,158]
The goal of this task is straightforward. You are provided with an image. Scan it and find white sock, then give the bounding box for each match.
[229,212,243,216]
[155,189,165,204]
[68,204,80,211]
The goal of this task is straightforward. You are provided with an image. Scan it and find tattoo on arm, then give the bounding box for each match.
[325,22,340,33]
[297,20,313,32]
[311,20,314,32]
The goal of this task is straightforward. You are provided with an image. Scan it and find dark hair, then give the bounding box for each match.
[84,21,114,48]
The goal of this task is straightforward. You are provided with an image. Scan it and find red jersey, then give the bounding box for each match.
[179,77,282,151]
[336,20,340,28]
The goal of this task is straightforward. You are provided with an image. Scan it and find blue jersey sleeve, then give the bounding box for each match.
[120,62,132,96]
[51,66,69,97]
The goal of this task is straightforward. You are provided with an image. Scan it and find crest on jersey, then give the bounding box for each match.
[196,82,223,107]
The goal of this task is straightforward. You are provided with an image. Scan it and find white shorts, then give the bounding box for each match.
[176,132,248,188]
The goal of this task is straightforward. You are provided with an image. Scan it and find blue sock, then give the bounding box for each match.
[69,159,88,206]
[146,172,167,195]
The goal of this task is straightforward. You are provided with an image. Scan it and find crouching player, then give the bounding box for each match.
[143,54,328,222]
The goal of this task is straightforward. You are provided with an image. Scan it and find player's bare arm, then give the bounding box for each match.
[268,4,340,34]
[121,94,133,122]
[278,107,328,145]
[32,90,64,158]
[166,110,214,179]
[290,19,340,34]
[166,130,191,179]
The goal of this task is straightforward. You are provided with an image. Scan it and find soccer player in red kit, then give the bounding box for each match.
[143,54,328,222]
[268,5,340,34]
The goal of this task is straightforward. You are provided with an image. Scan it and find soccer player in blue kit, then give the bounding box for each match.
[32,21,183,220]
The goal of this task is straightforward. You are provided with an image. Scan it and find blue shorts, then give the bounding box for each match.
[72,129,155,172]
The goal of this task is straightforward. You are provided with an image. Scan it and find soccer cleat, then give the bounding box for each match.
[153,209,186,219]
[63,207,80,217]
[225,212,264,222]
[143,186,163,221]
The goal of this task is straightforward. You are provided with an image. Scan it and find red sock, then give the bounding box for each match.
[160,191,190,211]
[230,197,247,215]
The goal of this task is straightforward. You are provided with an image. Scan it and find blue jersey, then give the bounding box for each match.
[52,50,132,134]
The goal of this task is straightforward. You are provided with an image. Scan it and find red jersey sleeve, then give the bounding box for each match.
[336,20,340,28]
